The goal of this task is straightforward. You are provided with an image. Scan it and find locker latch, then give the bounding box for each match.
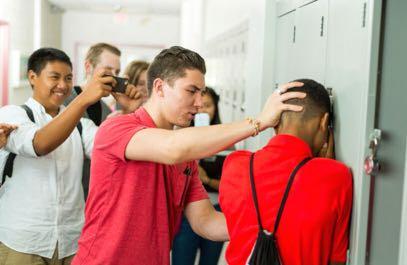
[364,129,382,175]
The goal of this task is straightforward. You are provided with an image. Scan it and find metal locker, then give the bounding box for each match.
[292,0,328,83]
[275,11,296,85]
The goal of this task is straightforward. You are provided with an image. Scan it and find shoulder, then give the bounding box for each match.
[94,113,147,146]
[224,150,251,165]
[99,113,139,131]
[0,105,24,114]
[0,105,32,123]
[308,158,353,187]
[222,150,252,177]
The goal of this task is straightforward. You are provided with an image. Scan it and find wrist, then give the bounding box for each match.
[207,178,212,186]
[246,117,261,137]
[73,93,92,109]
[202,176,210,185]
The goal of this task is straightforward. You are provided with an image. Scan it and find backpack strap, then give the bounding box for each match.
[20,104,35,122]
[249,153,264,231]
[74,86,102,126]
[249,153,312,234]
[2,105,35,186]
[76,121,83,137]
[273,157,312,234]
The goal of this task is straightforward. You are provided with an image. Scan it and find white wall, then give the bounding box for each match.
[200,0,277,150]
[41,0,63,49]
[180,0,205,53]
[0,0,63,105]
[0,0,35,105]
[61,10,180,82]
[0,0,35,53]
[204,0,251,42]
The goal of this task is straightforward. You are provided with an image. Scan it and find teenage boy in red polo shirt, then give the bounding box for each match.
[219,79,353,265]
[72,46,306,265]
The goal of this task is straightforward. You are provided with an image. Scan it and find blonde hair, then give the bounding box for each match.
[85,43,121,67]
[124,60,149,86]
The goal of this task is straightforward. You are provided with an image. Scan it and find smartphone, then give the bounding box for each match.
[111,76,128,94]
[194,113,210,127]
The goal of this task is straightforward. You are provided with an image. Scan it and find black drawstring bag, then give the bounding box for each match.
[248,153,312,265]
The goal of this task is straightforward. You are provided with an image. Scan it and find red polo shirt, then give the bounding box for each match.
[219,134,353,265]
[72,107,208,265]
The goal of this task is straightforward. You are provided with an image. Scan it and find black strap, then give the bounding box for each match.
[249,153,312,234]
[74,86,102,126]
[2,154,16,185]
[2,105,35,185]
[249,153,265,230]
[21,104,35,122]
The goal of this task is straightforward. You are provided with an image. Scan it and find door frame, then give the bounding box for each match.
[0,20,10,106]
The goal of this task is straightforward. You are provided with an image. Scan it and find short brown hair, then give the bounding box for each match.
[85,43,121,67]
[147,46,206,93]
[124,60,149,86]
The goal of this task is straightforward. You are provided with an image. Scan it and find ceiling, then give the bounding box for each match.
[47,0,183,15]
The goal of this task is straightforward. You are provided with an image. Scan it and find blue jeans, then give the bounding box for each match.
[172,204,224,265]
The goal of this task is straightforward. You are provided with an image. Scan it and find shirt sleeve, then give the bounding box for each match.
[80,117,98,159]
[330,168,353,262]
[0,106,39,158]
[185,161,209,204]
[93,115,147,162]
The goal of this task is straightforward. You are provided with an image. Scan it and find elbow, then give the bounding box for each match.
[33,143,53,156]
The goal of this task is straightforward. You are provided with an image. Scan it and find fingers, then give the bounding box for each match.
[282,104,303,112]
[99,75,117,88]
[326,129,335,159]
[125,85,143,100]
[279,91,306,101]
[0,124,18,135]
[278,81,304,93]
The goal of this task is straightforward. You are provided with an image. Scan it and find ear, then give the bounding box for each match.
[84,60,93,77]
[153,78,164,97]
[28,70,37,87]
[319,112,330,135]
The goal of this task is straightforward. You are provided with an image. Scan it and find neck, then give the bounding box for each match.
[32,95,59,117]
[143,99,173,130]
[276,125,314,152]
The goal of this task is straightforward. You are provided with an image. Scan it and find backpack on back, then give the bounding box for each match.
[248,153,312,265]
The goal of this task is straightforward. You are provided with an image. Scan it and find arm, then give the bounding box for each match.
[329,169,353,264]
[125,82,306,164]
[184,199,229,241]
[33,71,114,156]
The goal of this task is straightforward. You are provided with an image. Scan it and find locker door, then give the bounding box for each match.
[292,0,328,83]
[276,0,296,16]
[275,11,296,85]
[367,0,407,264]
[324,1,382,264]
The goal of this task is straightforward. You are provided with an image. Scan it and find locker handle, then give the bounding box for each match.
[320,16,324,37]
